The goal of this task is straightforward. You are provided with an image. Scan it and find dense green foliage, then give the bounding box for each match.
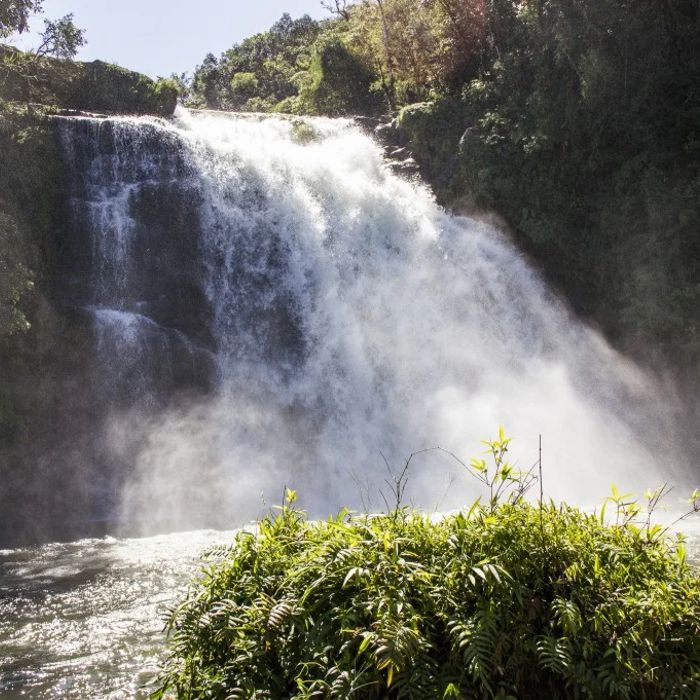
[154,497,700,699]
[0,102,65,437]
[188,0,700,381]
[297,35,380,117]
[0,103,55,338]
[189,14,322,113]
[185,2,486,115]
[0,210,33,335]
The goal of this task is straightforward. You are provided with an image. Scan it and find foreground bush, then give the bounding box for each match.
[154,494,700,699]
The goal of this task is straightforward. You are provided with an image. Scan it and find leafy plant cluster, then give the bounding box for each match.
[185,14,327,114]
[154,432,700,700]
[0,101,64,443]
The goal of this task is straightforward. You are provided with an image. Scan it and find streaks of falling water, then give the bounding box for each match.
[52,108,683,536]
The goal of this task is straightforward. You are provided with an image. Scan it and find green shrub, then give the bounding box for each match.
[231,72,259,97]
[289,119,319,144]
[153,444,700,699]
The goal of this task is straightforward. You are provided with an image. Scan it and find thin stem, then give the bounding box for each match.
[539,434,545,552]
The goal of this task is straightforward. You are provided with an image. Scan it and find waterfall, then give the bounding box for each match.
[51,107,678,535]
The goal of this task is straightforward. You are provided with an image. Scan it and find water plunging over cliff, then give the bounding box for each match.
[18,107,677,537]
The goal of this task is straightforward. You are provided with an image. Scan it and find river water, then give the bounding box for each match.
[0,531,233,699]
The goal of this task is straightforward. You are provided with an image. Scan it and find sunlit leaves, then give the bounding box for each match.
[154,496,700,700]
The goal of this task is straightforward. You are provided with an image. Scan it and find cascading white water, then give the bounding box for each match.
[55,108,680,534]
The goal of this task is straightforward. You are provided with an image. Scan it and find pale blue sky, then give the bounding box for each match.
[9,0,331,78]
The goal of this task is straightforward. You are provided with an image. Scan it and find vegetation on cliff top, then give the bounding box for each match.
[1,1,177,118]
[153,432,700,699]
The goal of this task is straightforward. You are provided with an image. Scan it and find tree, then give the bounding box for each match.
[168,72,191,102]
[298,35,380,115]
[433,0,487,83]
[321,0,351,21]
[0,0,42,38]
[1,2,86,60]
[191,53,222,108]
[190,14,322,111]
[35,13,86,59]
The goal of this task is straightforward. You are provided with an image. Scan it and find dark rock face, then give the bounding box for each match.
[0,117,216,546]
[69,61,178,116]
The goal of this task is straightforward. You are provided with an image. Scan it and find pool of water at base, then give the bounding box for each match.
[0,531,234,699]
